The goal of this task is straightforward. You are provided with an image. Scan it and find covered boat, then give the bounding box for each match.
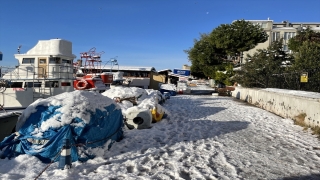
[0,91,124,163]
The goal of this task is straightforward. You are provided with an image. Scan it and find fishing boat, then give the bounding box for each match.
[0,39,108,110]
[0,39,76,110]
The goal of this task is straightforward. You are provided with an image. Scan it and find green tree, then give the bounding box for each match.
[237,28,320,92]
[189,58,207,79]
[288,27,320,52]
[235,40,293,88]
[214,64,235,85]
[286,28,320,92]
[290,41,320,91]
[211,19,268,55]
[185,20,268,83]
[185,33,226,79]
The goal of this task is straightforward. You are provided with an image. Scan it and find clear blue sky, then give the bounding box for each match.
[1,0,319,71]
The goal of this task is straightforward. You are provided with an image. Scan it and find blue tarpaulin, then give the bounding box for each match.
[0,91,124,163]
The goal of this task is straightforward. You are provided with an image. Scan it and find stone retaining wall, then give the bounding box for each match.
[231,87,320,127]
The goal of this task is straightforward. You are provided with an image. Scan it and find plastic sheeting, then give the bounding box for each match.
[0,91,124,163]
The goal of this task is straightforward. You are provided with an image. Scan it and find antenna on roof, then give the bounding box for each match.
[17,45,22,54]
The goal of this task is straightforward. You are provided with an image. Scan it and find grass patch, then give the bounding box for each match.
[294,113,307,128]
[311,126,320,138]
[294,113,320,138]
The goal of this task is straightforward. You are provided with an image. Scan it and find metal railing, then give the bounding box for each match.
[0,64,75,80]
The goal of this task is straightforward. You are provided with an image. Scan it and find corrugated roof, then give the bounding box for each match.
[158,69,172,73]
[82,65,156,72]
[168,73,189,78]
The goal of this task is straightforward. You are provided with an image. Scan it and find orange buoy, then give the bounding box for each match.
[76,79,88,90]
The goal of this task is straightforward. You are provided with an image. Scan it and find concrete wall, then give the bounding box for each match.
[232,87,320,127]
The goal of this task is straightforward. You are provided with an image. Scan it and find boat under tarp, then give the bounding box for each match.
[0,91,124,163]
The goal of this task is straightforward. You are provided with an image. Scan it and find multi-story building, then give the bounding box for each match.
[240,19,320,64]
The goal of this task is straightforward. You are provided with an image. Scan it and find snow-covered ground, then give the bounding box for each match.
[1,86,320,180]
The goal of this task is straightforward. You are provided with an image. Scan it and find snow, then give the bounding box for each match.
[101,86,167,117]
[15,91,119,132]
[264,88,320,99]
[1,85,320,179]
[160,84,177,91]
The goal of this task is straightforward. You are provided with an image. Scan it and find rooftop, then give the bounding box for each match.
[82,65,157,72]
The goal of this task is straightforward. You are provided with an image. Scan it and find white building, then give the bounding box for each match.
[239,19,320,64]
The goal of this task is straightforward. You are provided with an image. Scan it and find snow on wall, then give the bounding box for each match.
[232,87,320,127]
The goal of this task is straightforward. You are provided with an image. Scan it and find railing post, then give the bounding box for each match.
[58,139,72,170]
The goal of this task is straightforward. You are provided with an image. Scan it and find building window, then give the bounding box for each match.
[284,32,296,40]
[7,82,23,88]
[25,82,42,88]
[45,81,59,87]
[22,58,35,64]
[49,57,61,64]
[62,59,71,64]
[39,59,46,64]
[255,22,267,28]
[272,32,280,42]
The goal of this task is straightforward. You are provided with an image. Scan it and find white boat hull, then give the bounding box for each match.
[0,82,74,109]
